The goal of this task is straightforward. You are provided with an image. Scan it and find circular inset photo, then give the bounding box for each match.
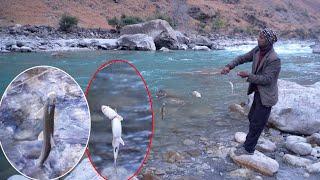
[0,66,91,179]
[86,60,153,180]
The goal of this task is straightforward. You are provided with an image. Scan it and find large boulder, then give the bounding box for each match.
[189,34,213,48]
[120,19,179,49]
[230,149,279,176]
[154,31,179,50]
[117,34,156,51]
[250,79,320,135]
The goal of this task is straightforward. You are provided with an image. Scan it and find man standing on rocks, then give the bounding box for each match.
[221,28,281,155]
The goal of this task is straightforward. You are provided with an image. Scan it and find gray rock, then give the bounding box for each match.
[178,44,188,50]
[159,47,170,52]
[283,154,313,167]
[189,35,213,47]
[64,158,102,180]
[229,168,253,178]
[163,151,184,163]
[260,80,320,135]
[230,149,279,176]
[175,31,190,44]
[285,136,312,156]
[229,103,247,117]
[20,46,32,52]
[234,132,246,144]
[311,146,320,158]
[154,31,179,50]
[307,133,320,146]
[183,139,195,146]
[16,41,25,47]
[192,45,210,51]
[8,175,29,180]
[117,34,156,51]
[306,162,320,173]
[120,19,177,40]
[256,139,276,152]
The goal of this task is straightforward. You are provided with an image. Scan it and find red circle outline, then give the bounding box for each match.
[84,59,154,180]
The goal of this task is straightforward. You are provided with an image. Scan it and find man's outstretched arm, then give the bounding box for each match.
[221,46,258,74]
[227,46,258,69]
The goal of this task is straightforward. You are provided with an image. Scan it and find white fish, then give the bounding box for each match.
[101,105,124,172]
[229,81,234,94]
[192,91,202,98]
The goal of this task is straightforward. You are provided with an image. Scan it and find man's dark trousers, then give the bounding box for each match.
[243,91,272,153]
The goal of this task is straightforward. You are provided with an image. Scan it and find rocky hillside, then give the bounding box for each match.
[1,0,320,39]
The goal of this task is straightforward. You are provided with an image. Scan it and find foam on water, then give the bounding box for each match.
[224,41,314,55]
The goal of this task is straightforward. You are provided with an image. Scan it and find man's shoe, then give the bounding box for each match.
[234,146,254,156]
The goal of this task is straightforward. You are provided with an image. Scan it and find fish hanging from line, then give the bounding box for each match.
[101,105,125,173]
[38,92,56,167]
[228,81,234,95]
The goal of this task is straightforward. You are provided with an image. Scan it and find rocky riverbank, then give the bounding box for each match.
[0,20,257,53]
[136,79,320,179]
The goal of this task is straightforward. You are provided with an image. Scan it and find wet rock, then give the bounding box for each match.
[268,128,281,136]
[192,45,210,51]
[20,46,32,52]
[65,158,102,180]
[189,34,213,47]
[154,169,166,175]
[266,80,320,135]
[306,162,320,173]
[307,133,320,146]
[183,139,195,146]
[234,132,246,144]
[154,31,179,50]
[120,19,176,39]
[159,47,170,52]
[101,166,131,180]
[311,147,320,158]
[163,151,184,163]
[117,34,156,51]
[256,139,276,152]
[286,135,307,143]
[142,173,161,180]
[229,168,253,178]
[312,43,320,54]
[283,154,313,167]
[207,143,231,159]
[192,91,201,98]
[228,103,247,117]
[120,19,179,50]
[285,136,312,156]
[178,44,188,50]
[175,31,190,45]
[230,149,279,176]
[8,175,29,180]
[185,148,202,157]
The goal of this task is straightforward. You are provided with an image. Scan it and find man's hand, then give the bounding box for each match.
[221,66,231,75]
[237,71,249,78]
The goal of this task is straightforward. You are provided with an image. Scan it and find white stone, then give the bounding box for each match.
[283,154,313,167]
[230,149,279,176]
[234,132,247,144]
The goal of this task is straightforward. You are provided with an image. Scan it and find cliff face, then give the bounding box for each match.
[0,0,320,38]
